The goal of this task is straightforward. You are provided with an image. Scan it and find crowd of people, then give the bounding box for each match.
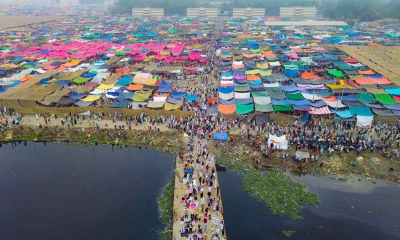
[177,138,224,240]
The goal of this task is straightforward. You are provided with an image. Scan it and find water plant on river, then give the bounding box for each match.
[282,230,295,238]
[157,178,175,240]
[214,142,320,221]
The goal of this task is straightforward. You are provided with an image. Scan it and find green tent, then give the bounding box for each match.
[285,92,304,100]
[234,85,251,92]
[374,94,397,104]
[236,104,254,114]
[115,50,126,56]
[259,70,272,76]
[266,57,278,62]
[245,69,260,75]
[335,62,356,71]
[273,104,293,112]
[132,91,152,102]
[327,69,344,78]
[252,91,269,97]
[349,74,364,80]
[283,64,298,70]
[283,61,306,67]
[255,103,273,112]
[73,77,91,84]
[355,93,376,104]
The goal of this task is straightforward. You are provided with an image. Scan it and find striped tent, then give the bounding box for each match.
[309,106,333,115]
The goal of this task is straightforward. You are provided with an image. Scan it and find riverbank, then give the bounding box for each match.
[0,125,183,154]
[1,124,399,237]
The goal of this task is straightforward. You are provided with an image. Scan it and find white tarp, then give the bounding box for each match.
[263,82,280,88]
[234,92,250,99]
[106,94,117,99]
[220,80,233,85]
[269,61,281,66]
[90,89,106,95]
[267,134,288,150]
[295,150,310,159]
[216,49,221,57]
[302,92,323,100]
[153,96,167,102]
[324,100,346,108]
[147,101,164,108]
[78,110,91,116]
[356,116,374,127]
[33,68,47,74]
[253,96,271,104]
[219,92,234,100]
[233,61,243,65]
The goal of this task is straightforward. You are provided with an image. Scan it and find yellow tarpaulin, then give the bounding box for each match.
[97,84,114,90]
[257,62,269,68]
[339,80,354,89]
[144,55,155,62]
[193,44,202,49]
[326,84,346,89]
[164,102,182,111]
[259,70,272,76]
[81,95,101,102]
[245,69,260,75]
[133,77,157,86]
[63,59,81,67]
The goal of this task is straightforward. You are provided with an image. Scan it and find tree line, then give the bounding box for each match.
[320,0,400,23]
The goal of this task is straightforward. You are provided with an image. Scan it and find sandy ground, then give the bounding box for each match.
[0,16,61,30]
[17,113,250,136]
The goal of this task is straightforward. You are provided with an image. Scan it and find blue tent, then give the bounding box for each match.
[157,80,173,93]
[110,100,130,108]
[69,93,87,99]
[292,104,310,111]
[74,100,93,107]
[218,86,234,94]
[218,98,235,105]
[236,98,253,105]
[167,97,183,104]
[271,98,290,105]
[284,69,300,77]
[186,94,198,101]
[170,92,187,99]
[117,92,134,101]
[385,88,400,96]
[349,106,374,116]
[56,80,70,86]
[335,110,354,118]
[214,132,228,141]
[116,76,133,86]
[308,100,327,107]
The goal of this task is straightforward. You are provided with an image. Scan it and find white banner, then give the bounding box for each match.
[356,116,374,127]
[267,134,288,150]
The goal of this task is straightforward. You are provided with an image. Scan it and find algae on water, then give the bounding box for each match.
[215,142,320,221]
[157,178,175,240]
[282,230,295,238]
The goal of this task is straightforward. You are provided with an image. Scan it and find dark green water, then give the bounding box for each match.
[0,142,174,240]
[218,169,400,240]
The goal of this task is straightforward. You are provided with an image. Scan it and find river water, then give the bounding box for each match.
[0,142,174,240]
[218,169,400,240]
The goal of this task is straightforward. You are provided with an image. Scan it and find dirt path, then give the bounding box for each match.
[172,135,226,240]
